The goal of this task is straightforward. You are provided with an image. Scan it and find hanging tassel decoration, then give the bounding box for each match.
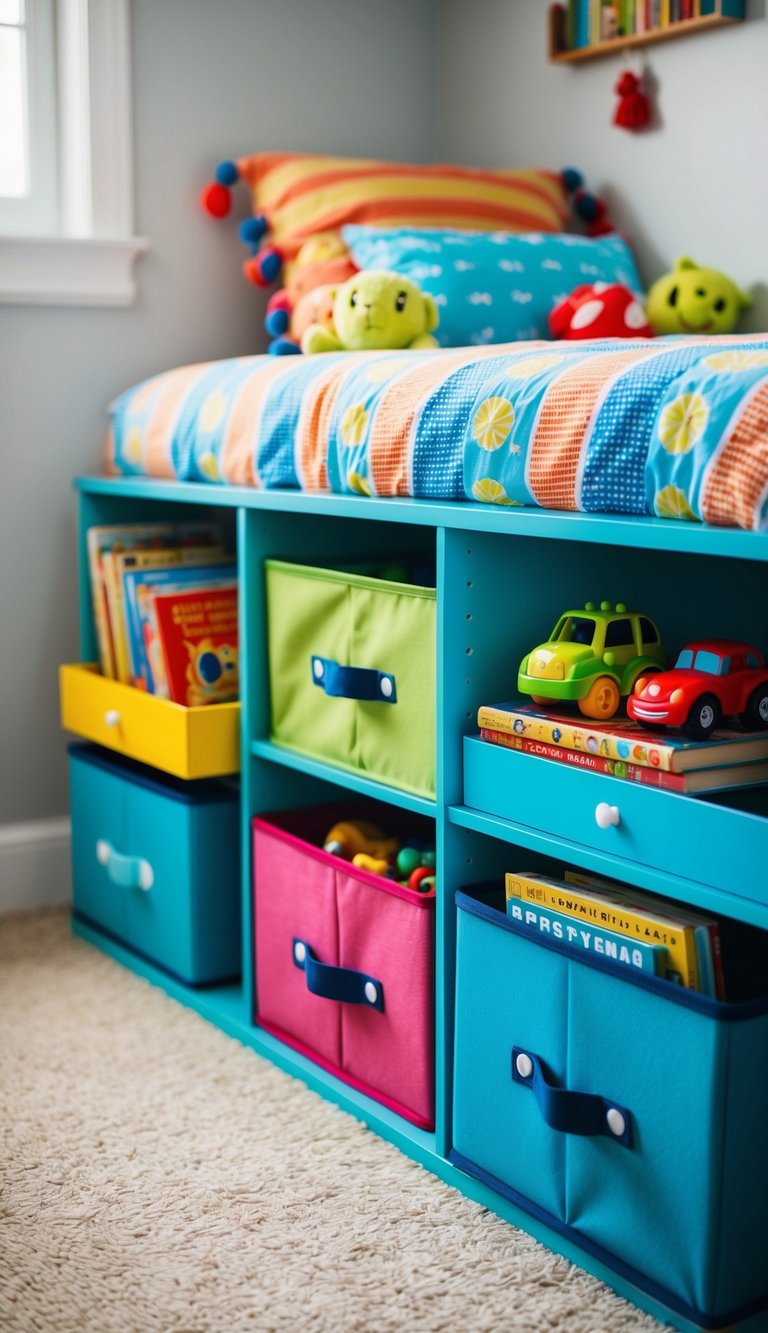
[613,68,652,132]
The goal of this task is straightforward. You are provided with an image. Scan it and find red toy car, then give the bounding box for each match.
[627,639,768,740]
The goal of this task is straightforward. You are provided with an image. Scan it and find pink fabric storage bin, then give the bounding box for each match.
[252,805,435,1129]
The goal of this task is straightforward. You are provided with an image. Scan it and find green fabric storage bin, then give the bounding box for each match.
[266,560,436,798]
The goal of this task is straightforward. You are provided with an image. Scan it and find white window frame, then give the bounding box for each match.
[0,0,59,236]
[0,0,148,306]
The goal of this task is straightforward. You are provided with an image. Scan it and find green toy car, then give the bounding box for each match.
[518,602,666,720]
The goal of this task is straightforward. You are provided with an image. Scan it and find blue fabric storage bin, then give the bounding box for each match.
[69,744,240,985]
[451,886,768,1330]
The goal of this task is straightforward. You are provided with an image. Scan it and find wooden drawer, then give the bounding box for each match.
[60,663,239,779]
[463,736,768,910]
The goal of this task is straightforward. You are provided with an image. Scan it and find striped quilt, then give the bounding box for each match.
[106,336,768,532]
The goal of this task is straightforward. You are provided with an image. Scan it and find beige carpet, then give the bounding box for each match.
[0,908,667,1332]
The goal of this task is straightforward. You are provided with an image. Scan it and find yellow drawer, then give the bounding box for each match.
[59,664,240,779]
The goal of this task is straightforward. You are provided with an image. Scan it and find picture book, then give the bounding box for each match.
[476,700,768,773]
[565,869,725,999]
[111,545,227,684]
[123,564,236,696]
[480,728,768,795]
[87,523,221,678]
[153,585,239,706]
[505,871,701,989]
[506,897,667,976]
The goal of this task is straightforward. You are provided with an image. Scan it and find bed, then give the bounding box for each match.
[106,335,768,532]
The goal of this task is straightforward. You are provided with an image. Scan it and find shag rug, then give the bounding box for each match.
[0,908,667,1332]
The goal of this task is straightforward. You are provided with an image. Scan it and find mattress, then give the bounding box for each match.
[106,336,768,531]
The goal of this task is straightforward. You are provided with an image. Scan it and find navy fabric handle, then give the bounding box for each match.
[512,1047,633,1148]
[311,656,397,704]
[293,939,385,1013]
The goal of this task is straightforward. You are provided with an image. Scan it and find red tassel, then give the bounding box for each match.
[613,71,651,132]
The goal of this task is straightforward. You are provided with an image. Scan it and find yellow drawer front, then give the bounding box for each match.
[59,664,240,779]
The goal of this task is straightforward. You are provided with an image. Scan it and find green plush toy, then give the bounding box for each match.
[646,257,750,336]
[301,270,439,353]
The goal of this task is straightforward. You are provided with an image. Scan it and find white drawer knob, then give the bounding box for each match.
[104,709,120,728]
[595,802,620,830]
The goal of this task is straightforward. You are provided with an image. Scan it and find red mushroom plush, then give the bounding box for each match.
[548,282,653,340]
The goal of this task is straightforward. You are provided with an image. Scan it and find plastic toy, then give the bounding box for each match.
[323,819,399,863]
[627,640,768,740]
[352,852,393,877]
[301,271,440,354]
[646,258,750,336]
[518,602,666,720]
[549,283,653,340]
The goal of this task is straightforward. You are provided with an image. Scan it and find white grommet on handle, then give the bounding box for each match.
[364,981,378,1004]
[294,941,307,964]
[138,861,154,891]
[313,659,324,679]
[606,1107,626,1137]
[515,1052,533,1080]
[595,802,620,830]
[104,709,120,728]
[96,839,110,865]
[379,676,393,699]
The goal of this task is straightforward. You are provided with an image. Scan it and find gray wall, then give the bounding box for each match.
[437,0,768,329]
[0,0,437,824]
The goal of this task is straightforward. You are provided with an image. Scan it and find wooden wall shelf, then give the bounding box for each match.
[548,6,744,63]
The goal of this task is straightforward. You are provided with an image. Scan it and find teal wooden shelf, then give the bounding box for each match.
[251,739,437,817]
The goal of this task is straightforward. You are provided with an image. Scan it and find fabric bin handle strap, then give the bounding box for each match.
[512,1046,633,1148]
[292,939,384,1012]
[311,656,397,704]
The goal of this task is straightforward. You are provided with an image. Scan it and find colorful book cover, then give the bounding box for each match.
[153,585,239,706]
[576,0,590,44]
[479,728,768,795]
[564,869,724,999]
[123,564,236,696]
[113,545,227,684]
[506,871,700,989]
[87,523,221,679]
[506,897,667,976]
[476,700,768,773]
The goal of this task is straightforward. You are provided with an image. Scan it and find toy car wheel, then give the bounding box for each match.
[742,683,768,730]
[578,675,621,720]
[683,694,721,740]
[530,695,550,706]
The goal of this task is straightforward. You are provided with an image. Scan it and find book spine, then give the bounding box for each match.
[480,729,688,790]
[507,872,699,989]
[476,706,676,772]
[506,898,666,975]
[577,0,591,44]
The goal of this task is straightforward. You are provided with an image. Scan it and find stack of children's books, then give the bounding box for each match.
[505,868,725,995]
[477,700,768,795]
[556,0,728,51]
[87,523,238,706]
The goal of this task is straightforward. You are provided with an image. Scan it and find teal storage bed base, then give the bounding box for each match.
[69,476,768,1333]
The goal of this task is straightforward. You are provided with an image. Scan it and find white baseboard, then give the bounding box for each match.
[0,818,72,914]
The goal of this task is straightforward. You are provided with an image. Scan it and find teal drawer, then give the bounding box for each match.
[452,886,768,1328]
[463,737,768,910]
[69,745,240,984]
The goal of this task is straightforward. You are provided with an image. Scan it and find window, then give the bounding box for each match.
[604,618,634,648]
[0,0,147,305]
[0,0,57,234]
[639,617,658,645]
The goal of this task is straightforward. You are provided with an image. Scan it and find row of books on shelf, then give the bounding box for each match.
[556,0,735,49]
[507,867,730,996]
[477,700,768,794]
[87,523,239,707]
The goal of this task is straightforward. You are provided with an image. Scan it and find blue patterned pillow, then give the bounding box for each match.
[342,226,643,348]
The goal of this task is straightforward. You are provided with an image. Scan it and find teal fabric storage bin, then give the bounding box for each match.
[266,560,436,798]
[451,886,768,1330]
[69,745,240,985]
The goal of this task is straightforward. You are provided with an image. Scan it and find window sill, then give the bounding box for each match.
[0,234,149,307]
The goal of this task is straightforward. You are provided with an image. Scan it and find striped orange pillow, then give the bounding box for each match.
[236,152,569,273]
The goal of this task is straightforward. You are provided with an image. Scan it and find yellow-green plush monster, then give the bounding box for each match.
[646,257,750,336]
[301,270,439,353]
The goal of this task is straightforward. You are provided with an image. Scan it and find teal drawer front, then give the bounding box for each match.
[69,746,240,985]
[452,888,768,1326]
[464,737,768,909]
